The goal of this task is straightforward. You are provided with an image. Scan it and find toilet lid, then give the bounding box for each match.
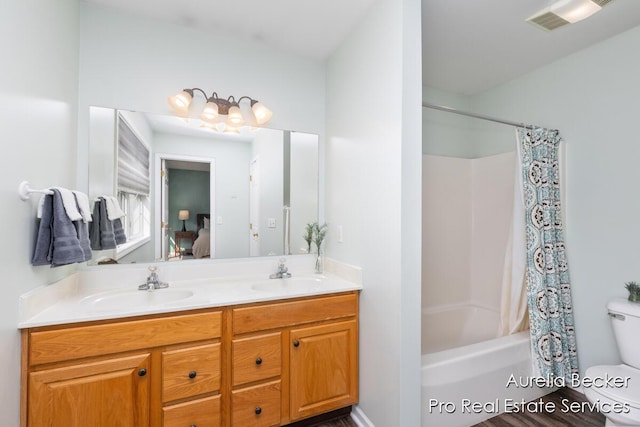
[584,365,640,408]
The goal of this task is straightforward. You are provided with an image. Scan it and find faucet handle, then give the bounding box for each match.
[148,265,158,273]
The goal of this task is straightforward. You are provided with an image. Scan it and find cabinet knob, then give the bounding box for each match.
[293,340,300,347]
[255,357,263,365]
[188,371,197,379]
[138,368,147,377]
[255,406,262,415]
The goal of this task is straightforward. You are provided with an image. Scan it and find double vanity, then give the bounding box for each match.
[19,257,362,426]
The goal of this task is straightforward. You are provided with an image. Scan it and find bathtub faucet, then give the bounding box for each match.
[270,258,292,279]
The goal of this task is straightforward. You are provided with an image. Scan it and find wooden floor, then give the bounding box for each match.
[287,407,358,427]
[308,416,358,427]
[473,388,605,427]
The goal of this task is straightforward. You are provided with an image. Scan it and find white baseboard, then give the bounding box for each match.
[351,405,375,427]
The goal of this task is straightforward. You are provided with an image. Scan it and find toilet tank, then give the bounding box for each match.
[608,299,640,369]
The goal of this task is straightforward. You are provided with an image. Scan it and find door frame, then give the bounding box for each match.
[154,153,216,260]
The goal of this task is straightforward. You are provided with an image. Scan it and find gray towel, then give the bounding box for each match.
[32,194,54,266]
[32,189,86,267]
[89,198,116,250]
[113,218,127,245]
[73,194,92,262]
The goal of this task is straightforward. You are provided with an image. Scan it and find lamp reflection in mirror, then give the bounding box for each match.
[168,88,272,132]
[178,209,189,232]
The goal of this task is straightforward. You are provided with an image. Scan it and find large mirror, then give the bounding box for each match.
[88,107,319,265]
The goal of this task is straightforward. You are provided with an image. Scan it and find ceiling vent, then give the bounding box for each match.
[527,0,613,31]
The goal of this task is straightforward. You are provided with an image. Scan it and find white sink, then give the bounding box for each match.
[81,289,194,310]
[251,277,323,293]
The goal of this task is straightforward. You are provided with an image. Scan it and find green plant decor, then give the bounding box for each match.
[313,222,328,274]
[625,281,640,303]
[303,222,315,254]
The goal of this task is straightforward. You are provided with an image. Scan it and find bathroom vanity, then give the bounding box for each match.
[19,262,361,426]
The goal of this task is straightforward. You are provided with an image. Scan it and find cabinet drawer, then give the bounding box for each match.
[162,396,220,427]
[233,332,281,386]
[162,343,221,402]
[29,311,222,365]
[232,380,281,427]
[162,395,221,427]
[233,293,357,334]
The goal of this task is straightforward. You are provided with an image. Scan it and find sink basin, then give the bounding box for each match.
[82,289,194,310]
[251,277,323,293]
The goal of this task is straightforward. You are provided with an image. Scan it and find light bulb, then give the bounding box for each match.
[200,101,219,123]
[251,102,273,125]
[167,90,193,114]
[227,105,245,127]
[551,0,601,23]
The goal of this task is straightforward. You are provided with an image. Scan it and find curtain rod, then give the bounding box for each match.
[422,102,544,131]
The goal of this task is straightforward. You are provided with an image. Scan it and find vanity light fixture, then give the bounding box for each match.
[167,88,273,132]
[527,0,611,31]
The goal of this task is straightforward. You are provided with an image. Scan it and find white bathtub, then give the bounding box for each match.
[421,305,551,427]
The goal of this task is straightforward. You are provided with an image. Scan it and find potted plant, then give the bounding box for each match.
[625,281,640,303]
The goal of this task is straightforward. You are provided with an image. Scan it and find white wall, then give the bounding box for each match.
[0,1,79,424]
[422,153,514,312]
[77,3,326,193]
[325,0,422,424]
[469,24,640,376]
[422,155,472,308]
[470,152,515,308]
[422,86,477,158]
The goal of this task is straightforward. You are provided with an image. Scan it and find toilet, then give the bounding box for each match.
[584,299,640,426]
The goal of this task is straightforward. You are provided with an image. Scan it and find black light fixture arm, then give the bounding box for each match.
[181,89,261,114]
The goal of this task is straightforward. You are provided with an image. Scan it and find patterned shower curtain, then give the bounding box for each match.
[517,127,578,381]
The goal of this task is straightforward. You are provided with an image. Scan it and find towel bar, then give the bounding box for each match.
[18,181,54,201]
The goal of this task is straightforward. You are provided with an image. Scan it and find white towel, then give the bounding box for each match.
[72,191,93,223]
[51,187,82,221]
[36,193,50,219]
[101,196,126,220]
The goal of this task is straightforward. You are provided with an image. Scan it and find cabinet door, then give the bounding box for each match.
[28,353,150,427]
[289,320,358,421]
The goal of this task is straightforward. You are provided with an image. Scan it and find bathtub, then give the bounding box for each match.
[421,304,551,427]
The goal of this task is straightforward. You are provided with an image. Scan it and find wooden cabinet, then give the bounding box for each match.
[231,293,359,425]
[21,292,359,427]
[28,353,150,427]
[289,320,358,421]
[23,311,222,427]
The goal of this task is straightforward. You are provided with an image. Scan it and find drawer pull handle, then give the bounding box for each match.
[188,371,197,379]
[293,340,300,347]
[190,425,196,427]
[138,368,147,377]
[255,357,263,365]
[255,406,262,415]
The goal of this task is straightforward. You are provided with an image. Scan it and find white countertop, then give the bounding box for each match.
[18,256,362,329]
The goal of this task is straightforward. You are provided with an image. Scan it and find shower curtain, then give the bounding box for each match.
[500,127,578,381]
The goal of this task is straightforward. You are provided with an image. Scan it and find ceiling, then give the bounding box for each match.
[82,0,640,96]
[423,0,640,95]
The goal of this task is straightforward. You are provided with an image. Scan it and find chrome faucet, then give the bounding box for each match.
[138,266,169,291]
[270,258,292,279]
